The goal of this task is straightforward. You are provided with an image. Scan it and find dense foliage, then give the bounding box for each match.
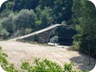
[0,9,36,38]
[0,0,74,44]
[72,0,96,58]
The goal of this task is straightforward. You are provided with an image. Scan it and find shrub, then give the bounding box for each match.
[0,47,84,72]
[0,47,18,72]
[21,59,83,72]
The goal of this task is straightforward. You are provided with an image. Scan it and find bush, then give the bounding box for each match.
[21,59,62,72]
[0,47,84,72]
[21,59,83,72]
[0,47,18,72]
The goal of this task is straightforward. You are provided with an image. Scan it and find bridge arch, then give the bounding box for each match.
[10,24,70,44]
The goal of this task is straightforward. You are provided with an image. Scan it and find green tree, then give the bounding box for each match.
[13,9,37,36]
[73,0,96,57]
[53,0,73,23]
[36,7,54,29]
[0,9,37,38]
[1,13,15,36]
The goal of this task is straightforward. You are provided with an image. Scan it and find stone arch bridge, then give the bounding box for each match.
[10,24,65,43]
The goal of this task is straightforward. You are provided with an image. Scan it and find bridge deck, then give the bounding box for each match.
[9,24,63,41]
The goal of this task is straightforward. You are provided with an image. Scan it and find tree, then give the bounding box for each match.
[0,9,37,38]
[36,7,54,29]
[1,13,15,35]
[53,0,73,23]
[73,0,96,57]
[14,9,36,29]
[13,9,37,36]
[39,0,55,9]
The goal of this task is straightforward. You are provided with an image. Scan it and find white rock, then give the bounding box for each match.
[48,42,55,46]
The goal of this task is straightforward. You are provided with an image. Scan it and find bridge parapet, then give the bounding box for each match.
[9,24,65,43]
